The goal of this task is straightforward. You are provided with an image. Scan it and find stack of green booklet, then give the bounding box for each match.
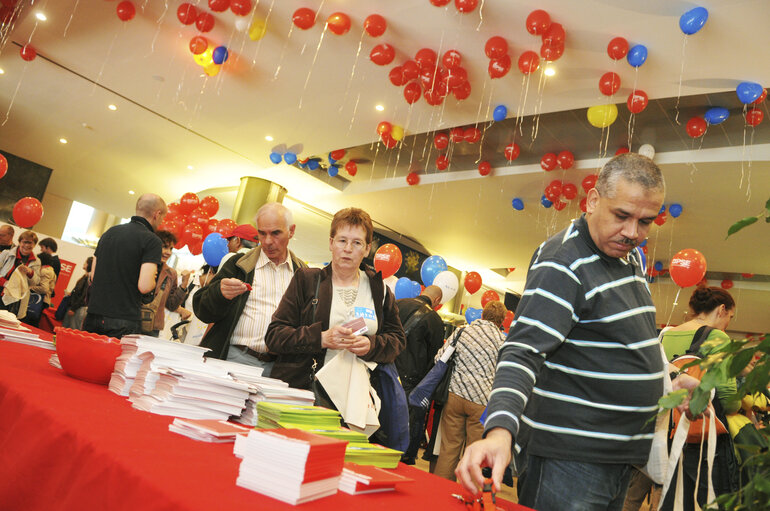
[256,402,342,430]
[343,443,402,469]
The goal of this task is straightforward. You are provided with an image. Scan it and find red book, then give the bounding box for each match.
[338,462,414,494]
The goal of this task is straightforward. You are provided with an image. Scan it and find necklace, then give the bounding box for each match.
[336,271,360,307]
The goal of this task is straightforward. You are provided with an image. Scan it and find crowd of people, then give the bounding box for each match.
[3,152,764,510]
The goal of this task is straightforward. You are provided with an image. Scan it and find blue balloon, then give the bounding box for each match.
[307,159,320,170]
[704,106,729,125]
[328,153,337,165]
[212,46,229,65]
[420,255,447,286]
[635,246,647,273]
[284,152,297,165]
[327,166,339,177]
[639,239,647,248]
[298,161,307,169]
[654,260,663,272]
[669,203,683,218]
[493,105,508,122]
[201,233,229,267]
[269,152,282,164]
[410,280,422,298]
[541,195,553,208]
[659,205,666,215]
[394,277,413,300]
[736,82,764,104]
[511,198,524,211]
[627,44,648,68]
[465,307,482,324]
[679,7,708,35]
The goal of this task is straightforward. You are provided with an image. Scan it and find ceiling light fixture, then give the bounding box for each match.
[187,165,194,170]
[108,104,117,111]
[59,138,68,144]
[35,12,47,21]
[375,104,385,111]
[265,135,273,141]
[0,68,4,75]
[128,190,135,195]
[544,67,556,77]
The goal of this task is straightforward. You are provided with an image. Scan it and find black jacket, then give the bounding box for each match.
[393,295,445,391]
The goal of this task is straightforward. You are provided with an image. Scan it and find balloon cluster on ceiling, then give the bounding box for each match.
[158,192,228,257]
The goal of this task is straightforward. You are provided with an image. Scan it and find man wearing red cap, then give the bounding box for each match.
[217,223,259,270]
[194,203,306,375]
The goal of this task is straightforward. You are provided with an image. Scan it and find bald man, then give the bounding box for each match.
[84,193,166,338]
[0,225,15,252]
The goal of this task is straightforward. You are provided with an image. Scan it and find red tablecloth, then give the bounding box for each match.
[0,340,527,511]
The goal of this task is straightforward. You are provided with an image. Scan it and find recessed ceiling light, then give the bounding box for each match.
[35,12,47,21]
[187,165,194,170]
[59,138,68,144]
[265,135,273,141]
[128,190,135,195]
[375,104,385,112]
[0,68,5,75]
[544,67,556,77]
[108,104,117,111]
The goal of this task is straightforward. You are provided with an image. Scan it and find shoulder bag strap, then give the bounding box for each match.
[311,273,321,323]
[401,303,432,336]
[686,325,715,356]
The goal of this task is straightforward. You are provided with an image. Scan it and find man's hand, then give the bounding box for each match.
[180,270,193,288]
[219,278,250,300]
[455,428,512,495]
[177,307,192,321]
[671,371,709,420]
[321,325,356,350]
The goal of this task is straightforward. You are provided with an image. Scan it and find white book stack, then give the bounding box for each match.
[109,335,209,396]
[168,418,251,443]
[131,367,251,420]
[235,429,348,505]
[0,311,53,350]
[236,383,316,427]
[128,352,227,403]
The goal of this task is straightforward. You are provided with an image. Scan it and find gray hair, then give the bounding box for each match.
[256,202,293,228]
[596,153,665,198]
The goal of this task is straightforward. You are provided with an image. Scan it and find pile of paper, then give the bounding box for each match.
[338,462,413,495]
[0,311,53,350]
[343,443,403,469]
[235,429,347,505]
[256,402,343,430]
[169,418,251,442]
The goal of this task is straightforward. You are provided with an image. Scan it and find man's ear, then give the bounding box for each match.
[288,224,296,239]
[586,188,600,214]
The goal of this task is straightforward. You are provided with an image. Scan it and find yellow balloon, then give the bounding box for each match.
[391,125,405,141]
[249,18,267,41]
[204,63,220,77]
[194,47,214,67]
[586,104,618,128]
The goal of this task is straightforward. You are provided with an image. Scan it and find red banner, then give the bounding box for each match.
[52,259,75,309]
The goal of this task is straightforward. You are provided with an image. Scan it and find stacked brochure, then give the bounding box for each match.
[0,317,54,350]
[236,383,315,427]
[338,462,414,495]
[344,443,403,469]
[235,429,348,505]
[255,402,343,430]
[169,418,251,442]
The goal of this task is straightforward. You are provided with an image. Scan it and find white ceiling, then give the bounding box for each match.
[0,0,768,334]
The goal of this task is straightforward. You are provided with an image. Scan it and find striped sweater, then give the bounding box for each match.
[484,215,664,465]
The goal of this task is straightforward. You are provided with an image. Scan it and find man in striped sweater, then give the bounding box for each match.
[457,153,689,510]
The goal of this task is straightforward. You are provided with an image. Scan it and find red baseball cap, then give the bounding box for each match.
[230,224,259,242]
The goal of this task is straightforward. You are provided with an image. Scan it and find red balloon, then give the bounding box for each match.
[449,128,465,143]
[374,243,402,279]
[326,12,351,35]
[403,81,421,104]
[746,108,764,127]
[381,133,398,148]
[455,0,478,13]
[599,72,621,96]
[542,23,566,46]
[430,0,451,5]
[167,202,182,215]
[607,37,629,60]
[504,142,520,161]
[364,14,386,37]
[464,127,481,143]
[721,279,734,290]
[446,67,467,89]
[182,222,204,246]
[478,161,491,176]
[196,12,215,32]
[330,149,346,161]
[292,7,316,30]
[116,1,135,21]
[463,272,482,294]
[553,200,567,211]
[654,213,667,226]
[579,197,587,212]
[230,0,252,16]
[208,0,228,12]
[488,55,511,79]
[485,36,508,59]
[406,172,420,186]
[179,192,200,214]
[177,3,197,25]
[540,42,564,62]
[581,174,597,193]
[751,89,767,105]
[741,273,754,279]
[189,207,210,228]
[627,90,648,114]
[189,241,203,256]
[669,249,707,288]
[452,81,471,100]
[0,153,6,179]
[481,289,500,308]
[345,161,358,176]
[401,60,420,82]
[525,9,551,35]
[545,184,561,203]
[19,44,35,61]
[686,117,707,138]
[199,195,219,217]
[562,183,578,200]
[215,219,237,238]
[433,133,449,150]
[502,310,514,332]
[424,87,444,106]
[557,150,574,170]
[415,48,437,68]
[518,51,539,75]
[376,121,392,136]
[12,197,43,228]
[616,147,630,155]
[388,66,406,86]
[442,50,462,69]
[436,154,450,171]
[540,153,557,171]
[370,44,395,66]
[189,36,208,55]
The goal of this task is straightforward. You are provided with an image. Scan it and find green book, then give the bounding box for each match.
[344,443,403,469]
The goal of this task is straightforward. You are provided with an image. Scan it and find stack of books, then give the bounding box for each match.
[168,418,251,442]
[237,382,315,427]
[235,429,348,505]
[343,443,403,469]
[255,402,343,430]
[109,335,209,396]
[338,462,414,494]
[0,311,53,350]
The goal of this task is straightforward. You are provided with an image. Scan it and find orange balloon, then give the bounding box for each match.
[464,271,482,294]
[374,243,402,279]
[669,249,707,288]
[481,289,500,308]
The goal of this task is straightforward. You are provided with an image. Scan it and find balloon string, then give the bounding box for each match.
[63,0,82,38]
[250,0,276,68]
[531,67,547,143]
[298,21,327,110]
[1,62,27,126]
[272,23,295,80]
[674,36,688,126]
[476,80,495,164]
[665,287,682,328]
[475,0,485,31]
[345,91,361,137]
[339,30,365,113]
[93,31,119,92]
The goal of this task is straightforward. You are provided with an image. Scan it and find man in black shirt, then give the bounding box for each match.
[84,193,166,338]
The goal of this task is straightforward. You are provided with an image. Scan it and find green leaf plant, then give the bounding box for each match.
[726,198,770,239]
